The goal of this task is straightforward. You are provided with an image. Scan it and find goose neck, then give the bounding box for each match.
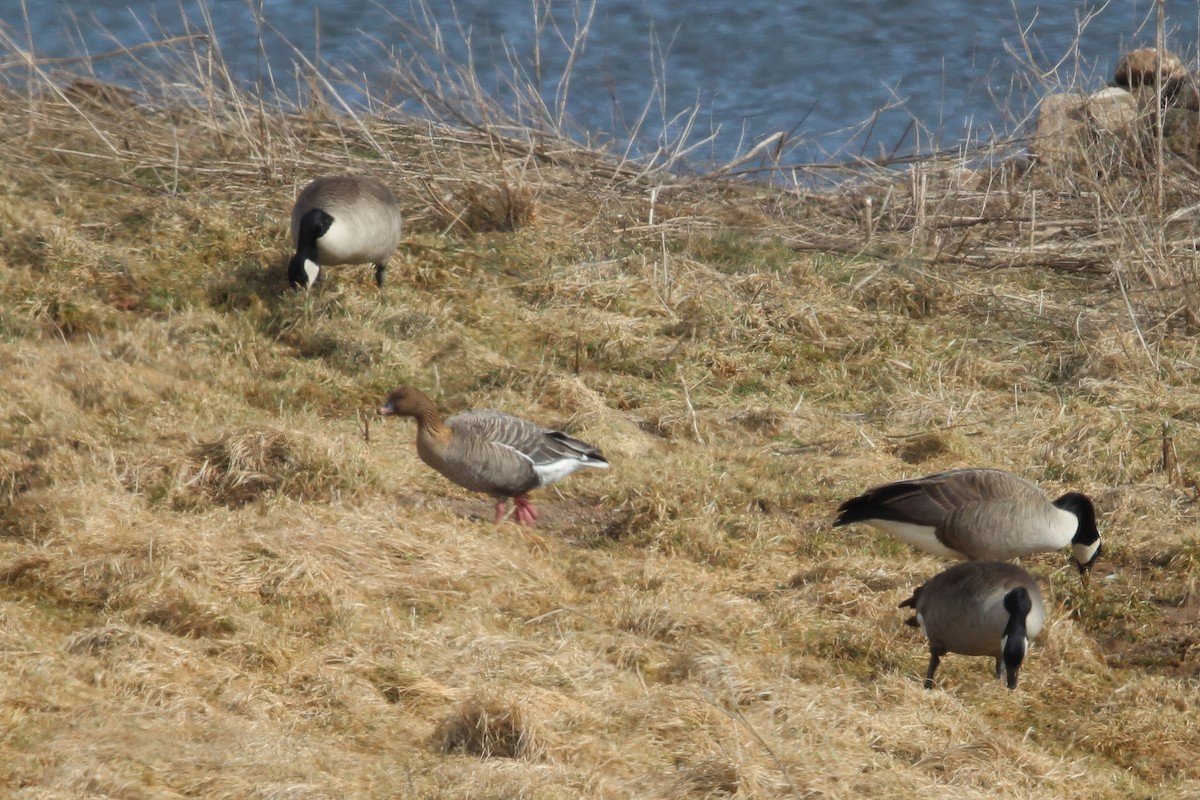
[414,404,449,440]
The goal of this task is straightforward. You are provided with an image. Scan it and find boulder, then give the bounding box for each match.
[1033,87,1142,173]
[1087,86,1139,132]
[1114,47,1199,112]
[1086,86,1141,171]
[1032,91,1090,169]
[1162,107,1200,162]
[1114,47,1188,92]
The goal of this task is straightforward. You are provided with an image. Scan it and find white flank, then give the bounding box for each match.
[315,218,362,264]
[303,259,320,287]
[868,520,960,559]
[532,456,606,486]
[915,611,928,640]
[498,443,608,487]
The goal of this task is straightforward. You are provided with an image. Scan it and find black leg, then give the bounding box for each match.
[923,650,942,689]
[994,656,1004,680]
[374,262,387,288]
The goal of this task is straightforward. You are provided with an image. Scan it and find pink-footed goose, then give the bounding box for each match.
[377,386,609,525]
[899,561,1045,690]
[289,174,403,289]
[834,468,1101,579]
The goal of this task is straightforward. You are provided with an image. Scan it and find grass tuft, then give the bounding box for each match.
[433,696,544,760]
[157,427,377,509]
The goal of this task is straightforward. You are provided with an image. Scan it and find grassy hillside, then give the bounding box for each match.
[2,32,1200,800]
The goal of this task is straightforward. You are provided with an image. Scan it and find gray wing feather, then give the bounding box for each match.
[449,411,606,467]
[841,469,1052,558]
[930,471,1051,555]
[443,411,606,496]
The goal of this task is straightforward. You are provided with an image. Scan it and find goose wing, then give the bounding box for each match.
[836,469,1053,559]
[447,411,608,494]
[837,469,1041,527]
[835,472,961,529]
[932,470,1055,556]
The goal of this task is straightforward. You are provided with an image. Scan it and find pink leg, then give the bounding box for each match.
[513,495,538,526]
[493,499,509,524]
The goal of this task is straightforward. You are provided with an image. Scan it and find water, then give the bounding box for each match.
[5,0,1197,169]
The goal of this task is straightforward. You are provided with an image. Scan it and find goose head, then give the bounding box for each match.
[1053,491,1101,574]
[1000,587,1033,689]
[288,208,334,289]
[378,385,435,419]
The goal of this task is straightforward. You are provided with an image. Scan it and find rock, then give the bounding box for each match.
[1162,107,1200,162]
[1087,86,1139,134]
[1033,50,1200,175]
[1114,47,1188,92]
[1115,48,1199,113]
[1033,87,1142,174]
[1086,87,1141,171]
[1032,92,1089,169]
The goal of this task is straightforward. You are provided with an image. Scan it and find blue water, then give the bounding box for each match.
[5,1,1197,168]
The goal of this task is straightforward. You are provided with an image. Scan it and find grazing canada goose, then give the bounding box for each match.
[377,385,609,526]
[288,174,403,289]
[834,468,1101,575]
[899,561,1045,689]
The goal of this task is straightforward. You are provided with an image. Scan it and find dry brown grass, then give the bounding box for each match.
[2,14,1200,800]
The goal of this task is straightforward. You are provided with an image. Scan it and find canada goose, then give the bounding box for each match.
[288,174,403,289]
[377,385,609,526]
[834,468,1101,575]
[899,561,1045,689]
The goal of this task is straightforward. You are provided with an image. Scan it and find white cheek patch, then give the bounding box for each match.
[304,259,320,287]
[1073,540,1100,566]
[1000,634,1029,654]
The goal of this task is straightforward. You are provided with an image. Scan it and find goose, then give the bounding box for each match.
[288,174,403,289]
[899,561,1045,689]
[377,385,609,525]
[833,468,1101,575]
